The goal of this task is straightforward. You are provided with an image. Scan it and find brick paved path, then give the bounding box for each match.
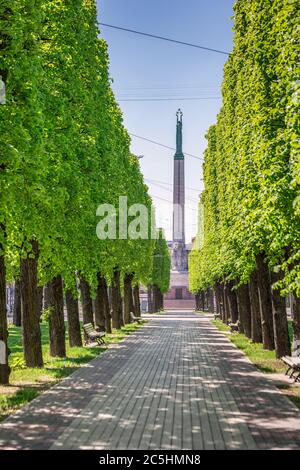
[0,311,300,450]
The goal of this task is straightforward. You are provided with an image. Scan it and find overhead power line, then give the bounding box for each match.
[115,84,220,91]
[129,133,203,161]
[118,97,221,102]
[147,181,200,203]
[99,23,230,56]
[145,177,203,191]
[151,194,197,211]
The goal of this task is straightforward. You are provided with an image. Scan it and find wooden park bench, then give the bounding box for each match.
[130,312,142,324]
[282,352,300,383]
[83,323,106,346]
[228,322,239,333]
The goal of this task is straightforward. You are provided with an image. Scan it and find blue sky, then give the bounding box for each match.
[96,0,234,242]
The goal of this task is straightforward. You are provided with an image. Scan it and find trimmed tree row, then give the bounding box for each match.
[189,0,299,359]
[0,1,169,384]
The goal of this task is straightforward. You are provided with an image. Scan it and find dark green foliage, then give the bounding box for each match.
[190,0,300,296]
[150,229,171,294]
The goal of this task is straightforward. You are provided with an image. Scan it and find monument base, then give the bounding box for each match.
[164,271,195,309]
[164,299,195,310]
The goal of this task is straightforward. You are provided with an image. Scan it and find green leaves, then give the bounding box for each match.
[150,229,170,293]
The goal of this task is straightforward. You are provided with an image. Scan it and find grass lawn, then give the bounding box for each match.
[0,320,146,422]
[213,319,300,410]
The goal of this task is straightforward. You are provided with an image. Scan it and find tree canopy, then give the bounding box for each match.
[189,0,300,296]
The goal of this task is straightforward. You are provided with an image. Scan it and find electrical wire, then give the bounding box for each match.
[129,133,203,161]
[146,181,200,203]
[145,177,203,191]
[151,194,197,211]
[118,97,221,102]
[99,23,230,56]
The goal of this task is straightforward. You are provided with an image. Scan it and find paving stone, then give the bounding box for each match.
[0,311,300,450]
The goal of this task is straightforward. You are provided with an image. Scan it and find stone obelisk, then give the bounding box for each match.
[172,109,187,271]
[165,109,193,307]
[173,109,185,242]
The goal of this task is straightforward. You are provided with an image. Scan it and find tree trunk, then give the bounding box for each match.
[226,282,238,323]
[256,254,275,350]
[270,270,291,358]
[152,285,156,312]
[158,287,161,311]
[43,282,51,310]
[79,277,94,325]
[111,269,121,329]
[123,273,134,324]
[20,240,43,367]
[152,285,157,313]
[203,291,206,310]
[236,284,251,337]
[107,286,112,311]
[99,275,111,333]
[198,292,202,310]
[214,286,220,315]
[292,295,300,344]
[129,281,135,315]
[119,297,124,327]
[221,284,228,323]
[195,293,200,311]
[204,290,208,311]
[147,285,153,313]
[200,290,205,312]
[219,288,224,316]
[157,287,162,311]
[133,284,141,317]
[13,279,22,327]
[106,308,112,333]
[65,288,82,347]
[249,270,262,343]
[223,284,230,323]
[208,288,214,313]
[0,254,10,384]
[159,289,164,311]
[217,283,224,318]
[48,276,66,358]
[94,273,107,331]
[196,292,200,310]
[36,286,43,319]
[236,286,244,334]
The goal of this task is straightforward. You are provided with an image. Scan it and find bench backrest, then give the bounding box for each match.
[292,341,300,357]
[83,323,95,333]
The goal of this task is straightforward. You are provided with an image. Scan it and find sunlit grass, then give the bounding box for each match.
[0,388,40,416]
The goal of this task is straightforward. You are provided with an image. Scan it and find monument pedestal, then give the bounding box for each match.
[164,270,195,309]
